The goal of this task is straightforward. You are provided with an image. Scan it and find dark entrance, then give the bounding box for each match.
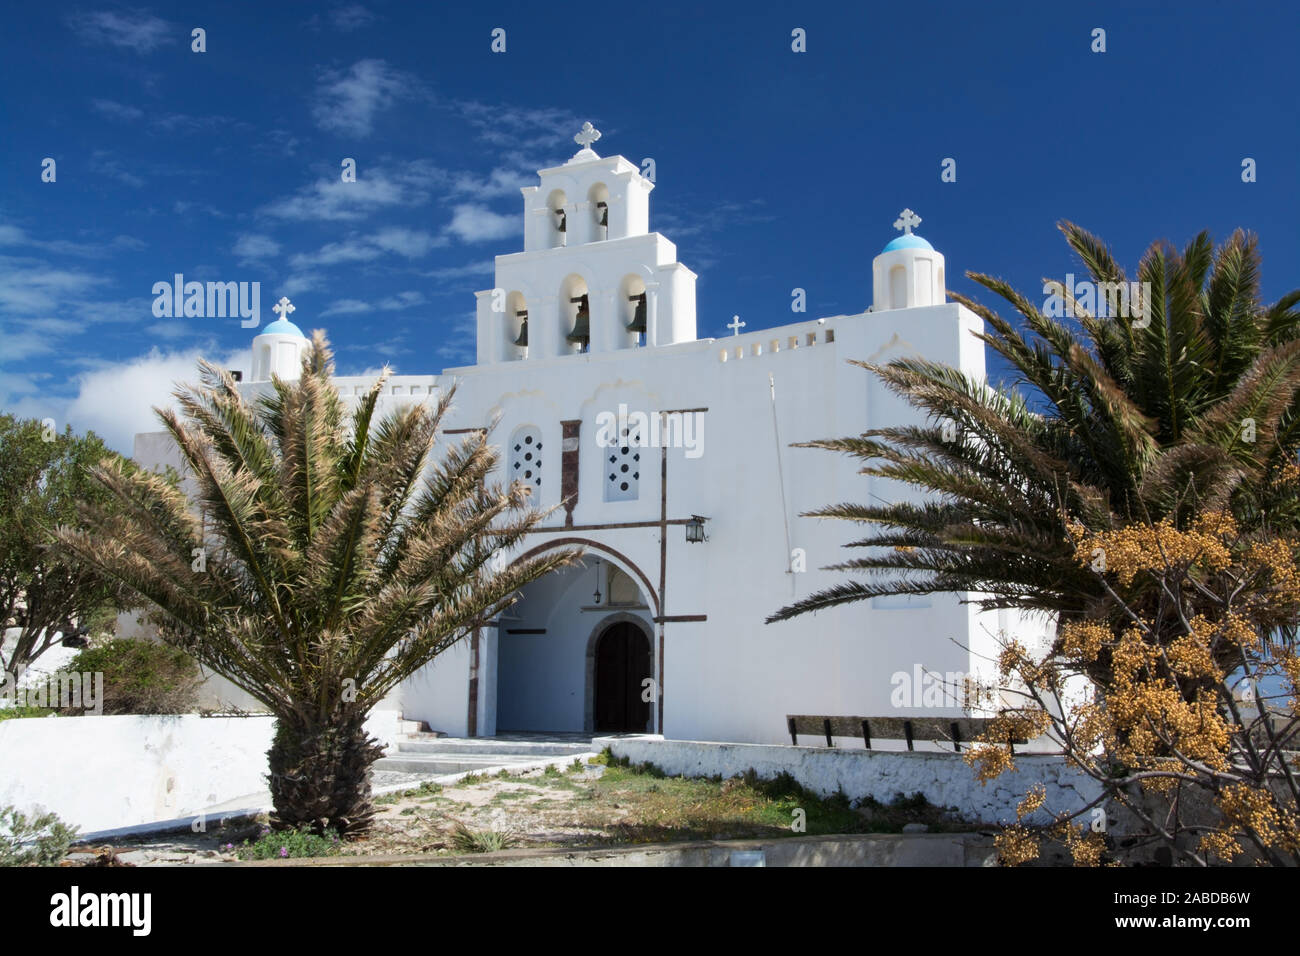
[594,621,651,732]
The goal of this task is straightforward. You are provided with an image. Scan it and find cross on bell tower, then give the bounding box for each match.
[893,208,922,235]
[574,122,601,151]
[272,297,295,321]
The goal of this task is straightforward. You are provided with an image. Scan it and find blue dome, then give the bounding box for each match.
[259,318,306,338]
[883,233,934,253]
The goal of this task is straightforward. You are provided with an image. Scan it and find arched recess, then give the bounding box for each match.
[547,189,567,248]
[511,538,660,618]
[505,290,528,359]
[560,273,591,353]
[588,181,610,241]
[617,273,647,348]
[503,540,660,734]
[889,264,908,310]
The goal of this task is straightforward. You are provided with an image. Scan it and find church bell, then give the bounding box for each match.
[512,309,528,347]
[626,292,647,333]
[566,294,590,349]
[596,201,608,227]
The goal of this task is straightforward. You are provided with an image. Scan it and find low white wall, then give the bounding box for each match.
[0,709,405,835]
[597,736,1101,826]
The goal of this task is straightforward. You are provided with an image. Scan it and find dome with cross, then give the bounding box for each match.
[882,208,932,252]
[259,296,307,338]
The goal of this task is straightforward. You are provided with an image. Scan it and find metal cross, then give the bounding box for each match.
[893,208,922,234]
[574,122,601,150]
[272,297,295,320]
[727,315,746,336]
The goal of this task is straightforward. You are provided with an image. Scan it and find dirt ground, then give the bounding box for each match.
[63,757,974,865]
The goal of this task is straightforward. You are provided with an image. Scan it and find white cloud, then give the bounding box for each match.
[0,255,107,314]
[328,4,375,30]
[233,233,281,263]
[67,9,173,53]
[312,59,413,138]
[261,172,406,222]
[63,346,248,454]
[421,260,495,281]
[319,299,370,317]
[91,99,144,121]
[445,204,516,243]
[369,228,443,257]
[377,291,425,309]
[289,229,445,269]
[281,274,322,297]
[0,225,145,258]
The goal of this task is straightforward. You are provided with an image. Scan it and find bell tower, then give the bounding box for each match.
[474,123,698,365]
[872,208,946,311]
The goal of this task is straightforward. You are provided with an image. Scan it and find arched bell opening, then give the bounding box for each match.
[561,274,591,354]
[588,182,610,242]
[618,274,647,349]
[547,189,568,248]
[506,290,528,359]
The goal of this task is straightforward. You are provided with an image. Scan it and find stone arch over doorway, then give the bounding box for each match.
[495,539,658,735]
[512,538,660,618]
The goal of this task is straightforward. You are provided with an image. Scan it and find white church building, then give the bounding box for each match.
[133,125,1049,746]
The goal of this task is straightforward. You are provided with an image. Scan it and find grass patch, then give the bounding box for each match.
[231,825,341,860]
[0,706,56,722]
[449,823,516,854]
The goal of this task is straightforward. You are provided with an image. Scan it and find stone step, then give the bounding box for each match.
[373,752,558,775]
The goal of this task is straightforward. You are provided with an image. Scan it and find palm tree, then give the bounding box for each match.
[768,223,1300,673]
[54,333,577,834]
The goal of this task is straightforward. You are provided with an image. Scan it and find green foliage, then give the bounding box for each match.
[58,638,200,714]
[0,415,135,679]
[49,334,580,835]
[0,804,78,866]
[0,706,56,722]
[770,224,1300,674]
[233,824,341,860]
[450,822,516,853]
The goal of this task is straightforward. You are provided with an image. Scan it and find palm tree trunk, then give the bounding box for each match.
[266,712,386,835]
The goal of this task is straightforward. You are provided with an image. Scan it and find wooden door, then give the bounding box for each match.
[594,622,651,732]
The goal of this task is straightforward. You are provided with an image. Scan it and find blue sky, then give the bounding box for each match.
[2,1,1298,451]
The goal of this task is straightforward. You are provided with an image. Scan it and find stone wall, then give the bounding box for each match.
[597,735,1101,826]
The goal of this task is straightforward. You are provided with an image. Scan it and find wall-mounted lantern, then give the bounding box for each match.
[592,557,602,604]
[685,515,709,544]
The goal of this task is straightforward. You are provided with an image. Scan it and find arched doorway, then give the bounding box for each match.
[593,621,652,732]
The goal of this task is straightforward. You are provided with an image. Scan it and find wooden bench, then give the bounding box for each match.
[785,714,1023,753]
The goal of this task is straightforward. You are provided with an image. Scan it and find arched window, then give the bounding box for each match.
[604,420,642,502]
[509,425,543,493]
[547,189,567,248]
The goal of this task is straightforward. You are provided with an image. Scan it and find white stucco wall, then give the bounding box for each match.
[0,710,405,834]
[601,736,1101,826]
